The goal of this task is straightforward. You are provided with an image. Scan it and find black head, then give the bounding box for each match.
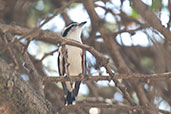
[62,22,77,37]
[62,21,87,37]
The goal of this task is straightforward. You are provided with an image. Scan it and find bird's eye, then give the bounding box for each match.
[62,24,76,37]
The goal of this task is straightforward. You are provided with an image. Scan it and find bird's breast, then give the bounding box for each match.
[66,45,83,75]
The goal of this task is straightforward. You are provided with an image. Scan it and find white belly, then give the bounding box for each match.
[66,45,82,76]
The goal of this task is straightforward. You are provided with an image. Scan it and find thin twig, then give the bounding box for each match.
[22,39,31,55]
[40,48,59,62]
[159,109,171,114]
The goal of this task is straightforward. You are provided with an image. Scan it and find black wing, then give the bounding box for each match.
[58,49,68,95]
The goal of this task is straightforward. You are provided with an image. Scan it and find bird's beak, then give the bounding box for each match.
[79,21,87,26]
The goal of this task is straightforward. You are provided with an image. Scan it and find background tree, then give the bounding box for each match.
[0,0,171,114]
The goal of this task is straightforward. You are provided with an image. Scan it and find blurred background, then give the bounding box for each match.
[0,0,171,114]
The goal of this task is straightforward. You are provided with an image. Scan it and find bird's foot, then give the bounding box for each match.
[80,73,88,84]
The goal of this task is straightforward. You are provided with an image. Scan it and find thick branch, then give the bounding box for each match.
[0,23,108,66]
[0,58,55,114]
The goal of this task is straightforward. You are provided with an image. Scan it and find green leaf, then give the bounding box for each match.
[131,8,139,19]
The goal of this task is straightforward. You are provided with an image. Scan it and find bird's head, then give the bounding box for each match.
[62,21,87,39]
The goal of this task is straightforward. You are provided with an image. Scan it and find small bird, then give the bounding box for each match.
[58,21,86,105]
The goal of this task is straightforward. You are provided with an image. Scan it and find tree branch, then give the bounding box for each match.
[61,103,149,113]
[0,23,108,67]
[44,72,171,82]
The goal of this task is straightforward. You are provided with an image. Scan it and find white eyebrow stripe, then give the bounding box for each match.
[62,23,78,37]
[65,22,77,29]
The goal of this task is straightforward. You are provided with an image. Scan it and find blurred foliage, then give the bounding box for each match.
[27,0,81,27]
[141,57,154,73]
[131,8,139,19]
[105,22,117,32]
[132,92,139,104]
[28,0,54,27]
[151,0,162,11]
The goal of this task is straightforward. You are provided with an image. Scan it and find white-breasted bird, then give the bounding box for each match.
[58,21,86,105]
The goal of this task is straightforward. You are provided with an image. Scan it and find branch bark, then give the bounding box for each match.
[0,58,55,114]
[61,103,149,113]
[45,72,171,82]
[0,23,108,67]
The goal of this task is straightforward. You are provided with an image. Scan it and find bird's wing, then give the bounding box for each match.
[82,49,86,75]
[58,47,68,95]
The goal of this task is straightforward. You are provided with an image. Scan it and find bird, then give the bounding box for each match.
[58,21,86,105]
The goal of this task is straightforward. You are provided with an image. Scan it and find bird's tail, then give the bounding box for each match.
[64,81,81,105]
[65,91,75,105]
